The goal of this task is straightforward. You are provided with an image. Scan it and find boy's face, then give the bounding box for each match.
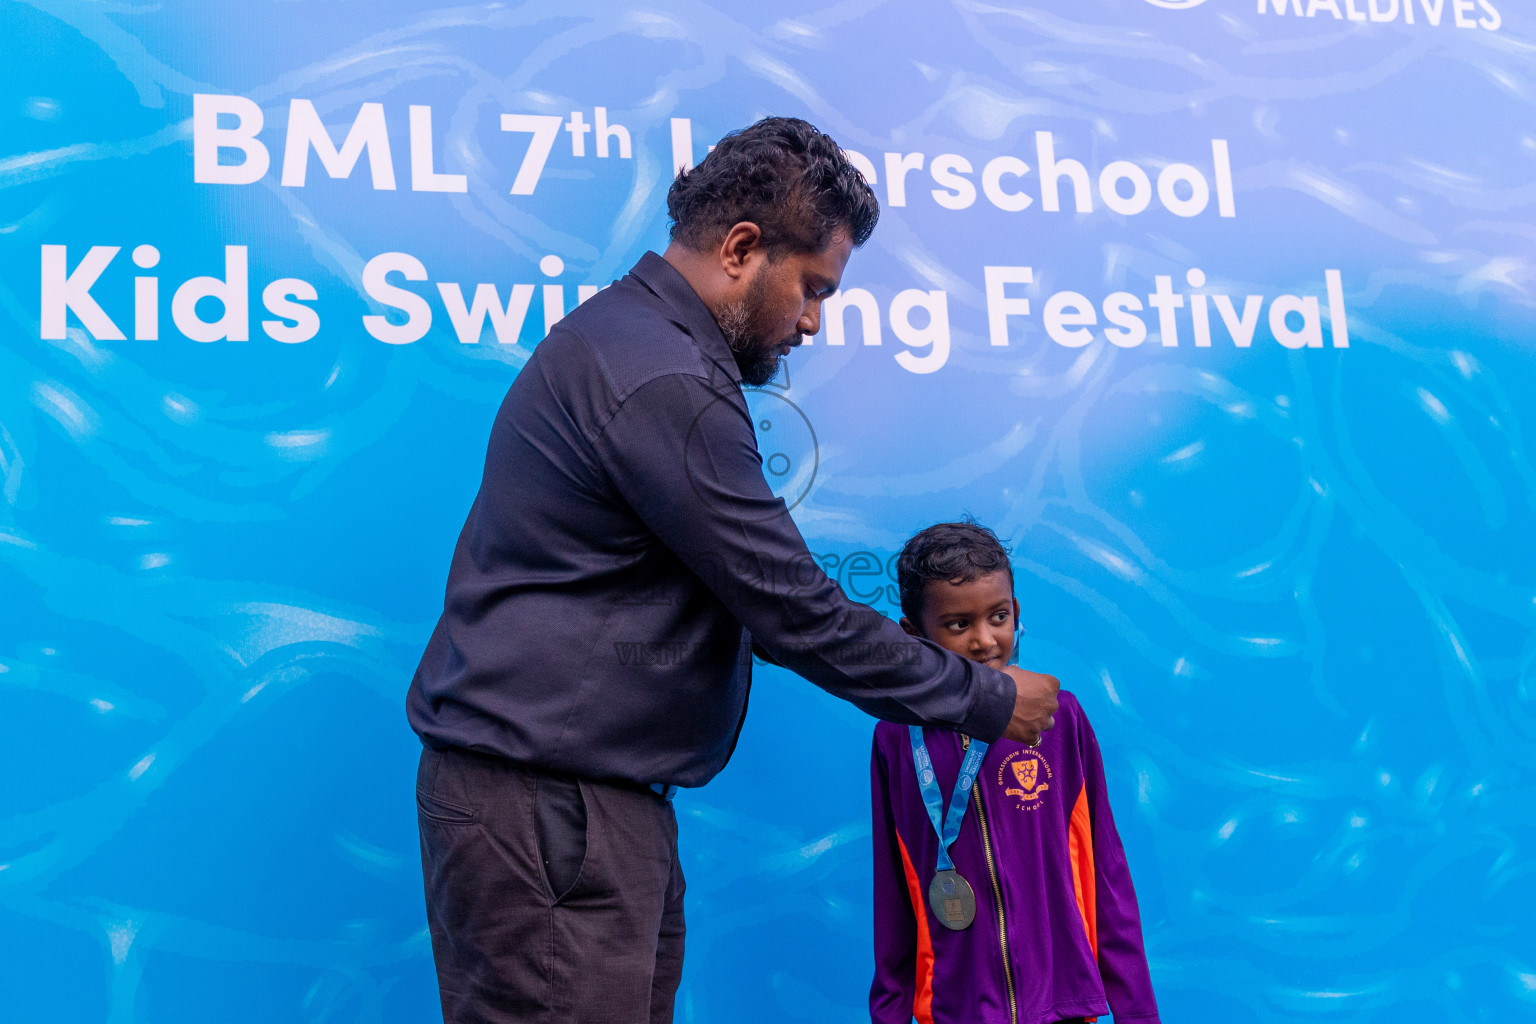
[901,571,1020,671]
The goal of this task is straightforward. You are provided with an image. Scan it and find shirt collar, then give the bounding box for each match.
[628,251,742,384]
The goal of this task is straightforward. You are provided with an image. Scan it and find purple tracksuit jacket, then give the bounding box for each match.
[870,691,1159,1024]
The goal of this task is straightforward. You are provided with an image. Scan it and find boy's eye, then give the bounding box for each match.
[946,620,968,632]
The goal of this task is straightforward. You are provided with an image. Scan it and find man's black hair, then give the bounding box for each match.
[666,116,879,256]
[897,519,1014,625]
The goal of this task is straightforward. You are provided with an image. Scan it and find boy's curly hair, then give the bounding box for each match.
[896,519,1013,625]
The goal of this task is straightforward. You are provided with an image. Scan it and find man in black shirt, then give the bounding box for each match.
[408,117,1059,1024]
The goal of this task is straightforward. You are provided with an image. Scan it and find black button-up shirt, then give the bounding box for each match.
[406,252,1016,787]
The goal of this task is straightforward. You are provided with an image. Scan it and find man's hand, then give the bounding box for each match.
[1001,667,1060,746]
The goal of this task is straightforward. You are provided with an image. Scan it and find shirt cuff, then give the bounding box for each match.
[960,664,1016,742]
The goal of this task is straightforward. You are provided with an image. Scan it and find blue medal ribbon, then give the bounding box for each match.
[908,726,989,872]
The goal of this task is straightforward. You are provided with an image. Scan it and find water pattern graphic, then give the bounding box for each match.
[2,2,1534,1022]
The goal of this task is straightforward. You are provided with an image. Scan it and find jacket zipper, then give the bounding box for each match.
[964,735,1018,1024]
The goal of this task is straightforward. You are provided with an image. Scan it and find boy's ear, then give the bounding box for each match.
[1011,597,1020,623]
[899,616,920,638]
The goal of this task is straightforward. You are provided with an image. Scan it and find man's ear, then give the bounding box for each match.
[717,221,764,280]
[899,616,920,638]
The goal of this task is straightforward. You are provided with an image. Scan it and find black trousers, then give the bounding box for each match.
[416,745,686,1024]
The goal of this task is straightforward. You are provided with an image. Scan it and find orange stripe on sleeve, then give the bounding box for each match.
[1068,782,1098,957]
[895,830,935,1024]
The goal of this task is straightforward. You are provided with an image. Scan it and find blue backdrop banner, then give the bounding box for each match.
[3,1,1534,1022]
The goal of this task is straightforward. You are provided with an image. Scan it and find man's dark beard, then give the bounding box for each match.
[716,274,787,387]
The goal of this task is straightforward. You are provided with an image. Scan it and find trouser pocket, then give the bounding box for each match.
[534,773,587,901]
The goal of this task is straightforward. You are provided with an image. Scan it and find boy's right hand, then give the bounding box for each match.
[1001,668,1060,746]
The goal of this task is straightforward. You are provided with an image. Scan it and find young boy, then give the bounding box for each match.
[870,521,1159,1024]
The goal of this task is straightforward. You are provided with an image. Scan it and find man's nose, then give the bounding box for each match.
[797,298,822,338]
